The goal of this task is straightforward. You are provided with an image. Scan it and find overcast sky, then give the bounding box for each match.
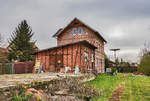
[1,0,150,63]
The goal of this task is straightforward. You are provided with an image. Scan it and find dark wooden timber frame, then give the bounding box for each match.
[80,44,81,67]
[34,40,97,73]
[67,47,68,66]
[71,45,73,69]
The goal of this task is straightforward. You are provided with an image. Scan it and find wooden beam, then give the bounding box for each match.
[44,51,46,71]
[62,47,64,67]
[45,54,71,56]
[74,44,79,68]
[71,45,73,68]
[80,44,81,68]
[94,50,95,72]
[67,47,68,66]
[49,51,51,71]
[55,49,57,72]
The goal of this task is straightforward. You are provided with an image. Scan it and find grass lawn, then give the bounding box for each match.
[121,76,150,101]
[87,73,150,101]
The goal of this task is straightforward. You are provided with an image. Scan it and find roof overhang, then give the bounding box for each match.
[32,40,97,55]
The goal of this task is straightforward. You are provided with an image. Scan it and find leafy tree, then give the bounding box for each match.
[138,53,150,75]
[138,43,150,75]
[105,55,109,69]
[115,58,119,67]
[8,20,37,62]
[120,58,123,63]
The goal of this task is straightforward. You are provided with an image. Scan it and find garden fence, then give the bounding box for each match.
[0,63,14,74]
[0,61,34,74]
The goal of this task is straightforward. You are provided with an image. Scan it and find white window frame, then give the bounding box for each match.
[72,28,77,36]
[78,27,82,35]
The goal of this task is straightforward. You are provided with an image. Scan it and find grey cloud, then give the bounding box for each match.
[0,0,150,62]
[65,0,150,19]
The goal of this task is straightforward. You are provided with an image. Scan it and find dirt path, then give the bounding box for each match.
[108,82,125,101]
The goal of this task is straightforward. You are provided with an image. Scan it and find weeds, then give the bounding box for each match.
[12,89,32,101]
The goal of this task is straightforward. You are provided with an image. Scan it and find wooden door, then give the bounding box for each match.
[49,54,63,72]
[49,55,55,72]
[56,54,63,72]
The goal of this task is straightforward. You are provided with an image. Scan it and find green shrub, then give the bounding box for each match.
[12,89,32,101]
[111,67,117,75]
[138,53,150,75]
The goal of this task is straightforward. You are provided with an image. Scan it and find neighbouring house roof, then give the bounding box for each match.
[0,47,8,62]
[52,18,107,43]
[130,63,138,67]
[33,40,97,55]
[0,47,7,53]
[109,60,116,64]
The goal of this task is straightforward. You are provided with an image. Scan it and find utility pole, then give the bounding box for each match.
[110,49,120,61]
[110,49,120,72]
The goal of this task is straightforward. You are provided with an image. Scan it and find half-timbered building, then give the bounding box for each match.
[34,18,107,73]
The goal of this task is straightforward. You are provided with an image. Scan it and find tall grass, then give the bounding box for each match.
[88,73,150,101]
[87,73,124,101]
[121,76,150,101]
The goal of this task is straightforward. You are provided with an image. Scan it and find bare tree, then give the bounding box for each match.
[0,34,5,48]
[139,42,150,59]
[0,34,3,46]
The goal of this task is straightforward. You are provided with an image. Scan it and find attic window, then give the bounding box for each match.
[72,28,76,35]
[78,27,82,35]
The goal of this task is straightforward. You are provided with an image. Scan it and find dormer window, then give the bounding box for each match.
[72,28,76,35]
[85,29,88,34]
[78,27,82,35]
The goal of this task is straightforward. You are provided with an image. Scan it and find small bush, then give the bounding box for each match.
[111,68,116,73]
[111,67,117,75]
[138,53,150,75]
[12,89,32,101]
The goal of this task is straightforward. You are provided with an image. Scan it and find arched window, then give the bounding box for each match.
[78,27,82,35]
[72,28,76,35]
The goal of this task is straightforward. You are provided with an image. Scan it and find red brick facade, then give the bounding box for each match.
[54,18,106,73]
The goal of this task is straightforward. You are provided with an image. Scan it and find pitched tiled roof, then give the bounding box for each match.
[52,18,107,43]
